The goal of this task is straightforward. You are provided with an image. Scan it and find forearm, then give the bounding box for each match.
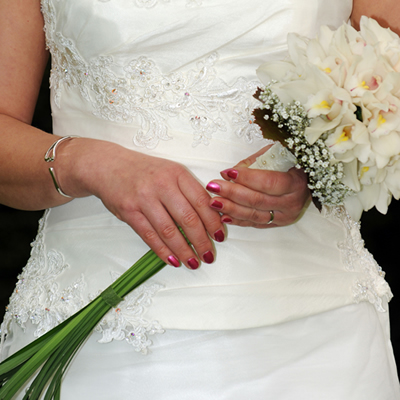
[0,113,73,210]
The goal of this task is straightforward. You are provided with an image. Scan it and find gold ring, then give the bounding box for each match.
[267,210,274,225]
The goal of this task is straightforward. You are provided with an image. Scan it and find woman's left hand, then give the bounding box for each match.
[206,145,310,228]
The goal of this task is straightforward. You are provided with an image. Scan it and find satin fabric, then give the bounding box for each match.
[37,0,372,332]
[2,0,400,397]
[3,303,399,399]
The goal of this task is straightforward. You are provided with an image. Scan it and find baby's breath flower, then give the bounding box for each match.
[258,82,353,206]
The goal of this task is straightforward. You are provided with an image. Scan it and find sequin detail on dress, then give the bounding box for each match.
[40,0,261,149]
[92,275,164,354]
[0,211,86,342]
[0,211,165,353]
[325,206,393,312]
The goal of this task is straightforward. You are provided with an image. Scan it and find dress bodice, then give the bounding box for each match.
[42,0,352,149]
[3,0,393,355]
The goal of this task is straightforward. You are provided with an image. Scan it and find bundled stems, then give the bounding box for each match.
[0,248,167,400]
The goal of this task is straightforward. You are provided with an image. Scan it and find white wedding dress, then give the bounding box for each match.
[1,0,400,398]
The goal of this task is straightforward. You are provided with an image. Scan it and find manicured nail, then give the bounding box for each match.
[222,169,238,180]
[206,182,221,194]
[203,251,214,264]
[187,258,199,270]
[221,216,233,224]
[214,229,225,242]
[210,200,223,210]
[167,255,180,268]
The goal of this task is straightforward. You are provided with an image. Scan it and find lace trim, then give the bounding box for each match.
[0,212,164,353]
[0,211,86,341]
[92,276,164,354]
[324,206,393,312]
[40,0,261,149]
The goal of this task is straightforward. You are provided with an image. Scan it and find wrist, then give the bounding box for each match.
[44,136,79,198]
[54,137,127,199]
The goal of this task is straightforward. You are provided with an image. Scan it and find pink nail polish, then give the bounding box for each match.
[206,182,221,194]
[167,255,180,268]
[203,251,214,264]
[214,229,225,242]
[187,258,199,270]
[210,200,223,210]
[222,169,238,180]
[221,216,232,224]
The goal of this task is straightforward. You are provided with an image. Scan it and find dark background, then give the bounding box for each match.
[1,63,399,372]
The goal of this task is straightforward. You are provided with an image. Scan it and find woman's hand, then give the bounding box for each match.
[205,145,310,228]
[57,139,224,270]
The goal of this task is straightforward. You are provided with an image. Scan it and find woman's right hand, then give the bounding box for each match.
[56,138,224,270]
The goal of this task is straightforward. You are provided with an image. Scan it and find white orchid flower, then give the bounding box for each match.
[384,157,400,198]
[326,116,370,163]
[256,61,297,86]
[255,16,400,218]
[305,100,355,144]
[368,106,400,139]
[370,131,400,168]
[360,16,400,50]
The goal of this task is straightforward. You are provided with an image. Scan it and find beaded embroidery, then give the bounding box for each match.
[92,274,164,354]
[324,206,392,312]
[40,0,261,149]
[4,0,388,357]
[0,211,86,342]
[0,212,165,353]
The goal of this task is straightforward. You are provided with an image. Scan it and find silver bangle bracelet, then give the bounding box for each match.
[44,136,79,198]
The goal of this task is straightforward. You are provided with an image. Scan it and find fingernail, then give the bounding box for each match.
[167,255,180,268]
[214,229,225,242]
[210,200,223,210]
[187,258,199,270]
[203,251,214,264]
[206,182,221,194]
[221,216,232,224]
[222,169,238,180]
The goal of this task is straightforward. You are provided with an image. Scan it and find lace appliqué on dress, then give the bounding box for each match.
[40,0,261,149]
[324,206,393,312]
[92,275,164,354]
[0,211,86,343]
[0,211,164,354]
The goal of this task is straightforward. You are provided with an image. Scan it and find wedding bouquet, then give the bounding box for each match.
[253,16,400,220]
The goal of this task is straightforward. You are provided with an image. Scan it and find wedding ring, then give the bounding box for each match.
[267,210,275,225]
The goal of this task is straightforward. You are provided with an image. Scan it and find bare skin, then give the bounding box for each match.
[0,0,223,269]
[351,0,400,33]
[208,0,400,228]
[206,146,310,228]
[1,0,398,267]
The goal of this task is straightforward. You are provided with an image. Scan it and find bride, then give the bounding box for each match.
[0,0,399,398]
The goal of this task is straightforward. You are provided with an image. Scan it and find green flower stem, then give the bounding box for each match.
[0,247,168,400]
[1,300,100,400]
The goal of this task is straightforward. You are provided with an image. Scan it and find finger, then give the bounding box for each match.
[221,213,278,228]
[178,173,226,243]
[123,203,210,270]
[161,185,218,266]
[211,197,287,226]
[232,144,273,168]
[220,167,307,197]
[122,209,189,269]
[207,179,307,225]
[208,179,285,212]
